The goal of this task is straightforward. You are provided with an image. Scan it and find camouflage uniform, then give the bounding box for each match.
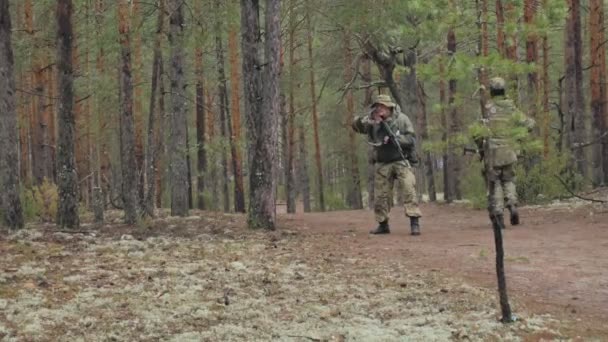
[352,94,422,235]
[479,77,535,226]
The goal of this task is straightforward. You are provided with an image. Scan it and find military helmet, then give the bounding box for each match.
[489,77,506,91]
[372,94,396,108]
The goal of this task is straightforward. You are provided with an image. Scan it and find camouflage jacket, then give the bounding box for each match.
[352,106,417,164]
[478,98,535,167]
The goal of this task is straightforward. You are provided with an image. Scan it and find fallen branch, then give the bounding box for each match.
[286,335,321,342]
[554,175,607,203]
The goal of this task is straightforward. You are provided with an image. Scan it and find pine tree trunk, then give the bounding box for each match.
[168,0,189,216]
[298,124,312,212]
[195,1,207,211]
[285,4,297,214]
[524,0,539,119]
[448,28,462,200]
[542,0,550,158]
[118,0,139,224]
[214,11,231,213]
[306,11,325,211]
[242,0,280,228]
[496,0,506,57]
[207,91,219,211]
[132,0,145,205]
[156,61,166,209]
[186,117,194,210]
[229,26,246,213]
[344,31,363,209]
[565,0,587,178]
[56,0,79,229]
[589,0,607,185]
[0,0,24,229]
[143,0,164,217]
[418,81,436,202]
[440,55,451,202]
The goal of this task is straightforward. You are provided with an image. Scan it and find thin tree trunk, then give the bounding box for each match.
[496,0,506,57]
[118,0,139,224]
[207,91,219,210]
[306,11,325,211]
[56,0,79,229]
[448,27,462,200]
[186,117,193,209]
[214,6,231,213]
[440,55,451,202]
[195,1,207,211]
[589,0,607,185]
[168,0,189,216]
[542,0,550,158]
[525,0,539,119]
[565,0,587,179]
[298,123,312,212]
[144,0,164,217]
[418,81,436,202]
[344,31,363,209]
[229,26,246,213]
[0,0,24,229]
[156,61,166,209]
[132,0,145,205]
[285,4,297,214]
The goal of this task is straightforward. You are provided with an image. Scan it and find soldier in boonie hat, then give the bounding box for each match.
[372,94,397,108]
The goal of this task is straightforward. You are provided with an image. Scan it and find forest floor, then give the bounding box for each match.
[1,197,607,341]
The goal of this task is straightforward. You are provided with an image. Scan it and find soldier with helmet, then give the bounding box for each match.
[474,77,535,229]
[352,94,422,235]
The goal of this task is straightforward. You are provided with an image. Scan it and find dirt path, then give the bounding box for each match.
[279,202,608,334]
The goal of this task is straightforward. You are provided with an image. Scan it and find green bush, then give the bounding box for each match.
[324,191,348,211]
[515,153,575,204]
[462,161,488,210]
[19,179,59,223]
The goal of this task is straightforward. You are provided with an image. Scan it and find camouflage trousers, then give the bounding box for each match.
[374,161,422,222]
[487,163,517,216]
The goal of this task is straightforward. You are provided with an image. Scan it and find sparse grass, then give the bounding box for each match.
[0,214,577,341]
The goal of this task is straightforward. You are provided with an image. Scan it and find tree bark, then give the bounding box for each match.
[229,26,246,213]
[195,1,207,210]
[285,3,297,214]
[168,0,189,216]
[298,122,312,213]
[306,11,325,211]
[0,0,25,229]
[118,0,139,224]
[565,0,587,178]
[242,0,280,228]
[440,55,451,202]
[524,0,539,119]
[144,0,165,217]
[496,0,506,57]
[56,0,79,229]
[214,0,231,213]
[132,0,145,205]
[589,0,608,184]
[541,0,550,158]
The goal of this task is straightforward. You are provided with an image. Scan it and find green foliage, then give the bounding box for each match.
[515,154,574,204]
[324,192,348,211]
[461,161,488,210]
[19,180,59,223]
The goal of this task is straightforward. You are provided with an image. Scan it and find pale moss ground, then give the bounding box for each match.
[0,213,569,342]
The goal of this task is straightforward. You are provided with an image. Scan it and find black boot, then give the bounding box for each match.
[491,214,505,230]
[507,205,520,226]
[370,220,390,234]
[410,217,421,236]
